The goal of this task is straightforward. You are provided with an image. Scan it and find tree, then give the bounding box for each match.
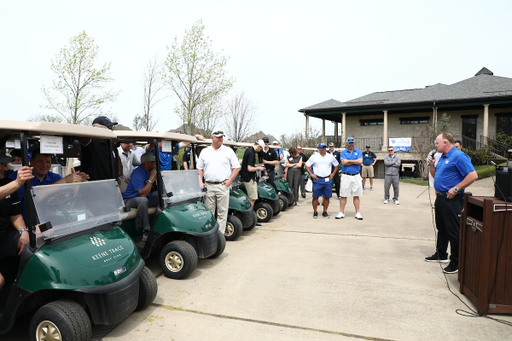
[194,98,224,137]
[163,19,234,134]
[224,91,257,142]
[133,56,168,131]
[41,31,119,125]
[28,113,63,123]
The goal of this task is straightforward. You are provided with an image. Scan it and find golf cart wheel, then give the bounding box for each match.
[208,230,226,259]
[278,194,289,212]
[225,215,243,241]
[254,202,273,222]
[244,211,258,231]
[30,300,91,341]
[135,266,158,311]
[160,241,198,280]
[284,192,295,208]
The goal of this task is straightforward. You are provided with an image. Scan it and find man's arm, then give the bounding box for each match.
[342,158,362,166]
[137,169,157,198]
[55,169,89,184]
[10,214,29,255]
[447,171,478,199]
[197,169,205,188]
[330,165,339,179]
[305,165,318,180]
[1,167,33,200]
[224,167,241,187]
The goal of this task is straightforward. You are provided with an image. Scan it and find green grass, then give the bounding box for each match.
[400,178,429,186]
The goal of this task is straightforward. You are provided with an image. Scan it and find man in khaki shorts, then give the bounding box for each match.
[240,140,265,206]
[361,145,376,190]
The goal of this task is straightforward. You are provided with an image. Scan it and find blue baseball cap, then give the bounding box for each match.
[346,137,355,143]
[317,142,327,148]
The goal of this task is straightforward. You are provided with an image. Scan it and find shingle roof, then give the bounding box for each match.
[299,68,512,113]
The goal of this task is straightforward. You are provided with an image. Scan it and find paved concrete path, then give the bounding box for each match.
[5,178,509,341]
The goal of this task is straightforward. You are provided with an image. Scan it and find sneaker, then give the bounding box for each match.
[424,252,450,263]
[383,200,389,204]
[313,211,318,219]
[370,187,373,191]
[255,223,262,228]
[142,232,148,242]
[363,186,366,190]
[335,212,345,219]
[302,194,306,198]
[393,200,400,205]
[443,261,458,274]
[322,211,330,219]
[355,212,363,220]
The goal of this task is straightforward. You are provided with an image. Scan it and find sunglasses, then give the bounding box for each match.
[388,149,394,152]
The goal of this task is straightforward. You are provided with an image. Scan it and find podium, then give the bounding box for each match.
[459,193,512,315]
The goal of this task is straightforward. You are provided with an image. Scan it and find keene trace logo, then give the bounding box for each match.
[90,236,106,247]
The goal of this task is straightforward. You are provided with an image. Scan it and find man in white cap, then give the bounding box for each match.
[197,130,241,234]
[336,137,363,220]
[123,152,159,241]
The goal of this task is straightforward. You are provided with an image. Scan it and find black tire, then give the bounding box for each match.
[278,194,289,212]
[225,215,243,241]
[136,266,158,311]
[254,202,273,222]
[208,230,226,259]
[284,192,295,207]
[30,300,91,341]
[244,211,258,231]
[159,240,198,280]
[272,199,281,216]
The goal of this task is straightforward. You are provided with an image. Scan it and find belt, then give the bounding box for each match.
[206,181,225,185]
[437,191,463,196]
[316,176,329,179]
[342,173,358,176]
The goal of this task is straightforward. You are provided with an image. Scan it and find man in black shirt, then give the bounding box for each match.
[297,146,307,198]
[327,142,341,199]
[240,141,265,206]
[0,153,31,290]
[259,137,280,186]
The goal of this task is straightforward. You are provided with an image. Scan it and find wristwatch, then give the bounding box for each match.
[147,180,154,184]
[453,187,459,193]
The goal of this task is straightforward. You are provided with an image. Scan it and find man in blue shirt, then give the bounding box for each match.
[336,137,364,220]
[9,150,89,218]
[361,145,377,190]
[146,140,193,171]
[123,152,159,241]
[425,132,477,274]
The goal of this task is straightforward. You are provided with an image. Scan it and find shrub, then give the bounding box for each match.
[464,148,493,166]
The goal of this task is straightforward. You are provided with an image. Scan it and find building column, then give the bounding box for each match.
[432,106,438,135]
[382,110,388,151]
[322,119,326,142]
[483,104,489,142]
[334,122,338,146]
[342,112,346,145]
[305,115,309,140]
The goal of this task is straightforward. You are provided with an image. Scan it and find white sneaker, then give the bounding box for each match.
[355,212,363,220]
[393,200,400,205]
[335,212,345,219]
[383,200,389,204]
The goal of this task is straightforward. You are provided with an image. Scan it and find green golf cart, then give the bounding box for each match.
[0,120,157,341]
[115,131,224,280]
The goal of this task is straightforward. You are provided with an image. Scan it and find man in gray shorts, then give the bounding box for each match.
[240,141,265,206]
[361,145,376,190]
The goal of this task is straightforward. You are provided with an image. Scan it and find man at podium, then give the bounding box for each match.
[425,133,477,274]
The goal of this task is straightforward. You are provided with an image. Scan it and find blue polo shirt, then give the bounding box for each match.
[147,144,179,171]
[339,148,363,174]
[434,147,475,192]
[9,170,62,219]
[123,166,152,200]
[362,151,376,166]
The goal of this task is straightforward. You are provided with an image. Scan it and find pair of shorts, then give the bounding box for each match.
[340,174,363,197]
[243,179,258,200]
[362,165,374,178]
[312,178,332,199]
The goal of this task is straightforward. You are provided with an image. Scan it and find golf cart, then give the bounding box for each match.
[115,131,225,280]
[269,163,294,210]
[0,120,157,341]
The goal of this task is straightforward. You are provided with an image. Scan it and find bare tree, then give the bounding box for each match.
[41,31,119,125]
[28,113,63,123]
[195,99,224,137]
[224,91,257,142]
[133,56,168,131]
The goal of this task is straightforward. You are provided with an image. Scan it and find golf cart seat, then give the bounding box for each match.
[123,207,157,221]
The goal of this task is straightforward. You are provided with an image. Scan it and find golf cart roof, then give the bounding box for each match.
[194,138,239,147]
[114,131,199,143]
[0,120,117,140]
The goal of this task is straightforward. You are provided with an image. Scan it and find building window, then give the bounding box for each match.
[400,116,429,125]
[496,113,512,136]
[360,119,383,126]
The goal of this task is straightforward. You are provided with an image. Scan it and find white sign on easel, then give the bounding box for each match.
[40,135,63,154]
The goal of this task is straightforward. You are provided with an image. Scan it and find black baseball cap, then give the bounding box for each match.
[262,137,269,142]
[366,145,370,148]
[0,153,14,164]
[92,116,118,128]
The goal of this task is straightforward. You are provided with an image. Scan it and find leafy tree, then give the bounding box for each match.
[195,98,224,137]
[224,91,257,142]
[28,113,63,123]
[41,31,119,125]
[134,56,168,131]
[163,19,234,134]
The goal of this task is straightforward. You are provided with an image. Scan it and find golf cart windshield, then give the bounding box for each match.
[275,164,285,179]
[161,170,204,205]
[32,180,125,240]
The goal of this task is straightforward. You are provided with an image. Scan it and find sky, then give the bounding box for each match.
[1,0,512,140]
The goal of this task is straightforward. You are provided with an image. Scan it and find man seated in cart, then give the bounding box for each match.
[122,152,159,241]
[9,149,89,218]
